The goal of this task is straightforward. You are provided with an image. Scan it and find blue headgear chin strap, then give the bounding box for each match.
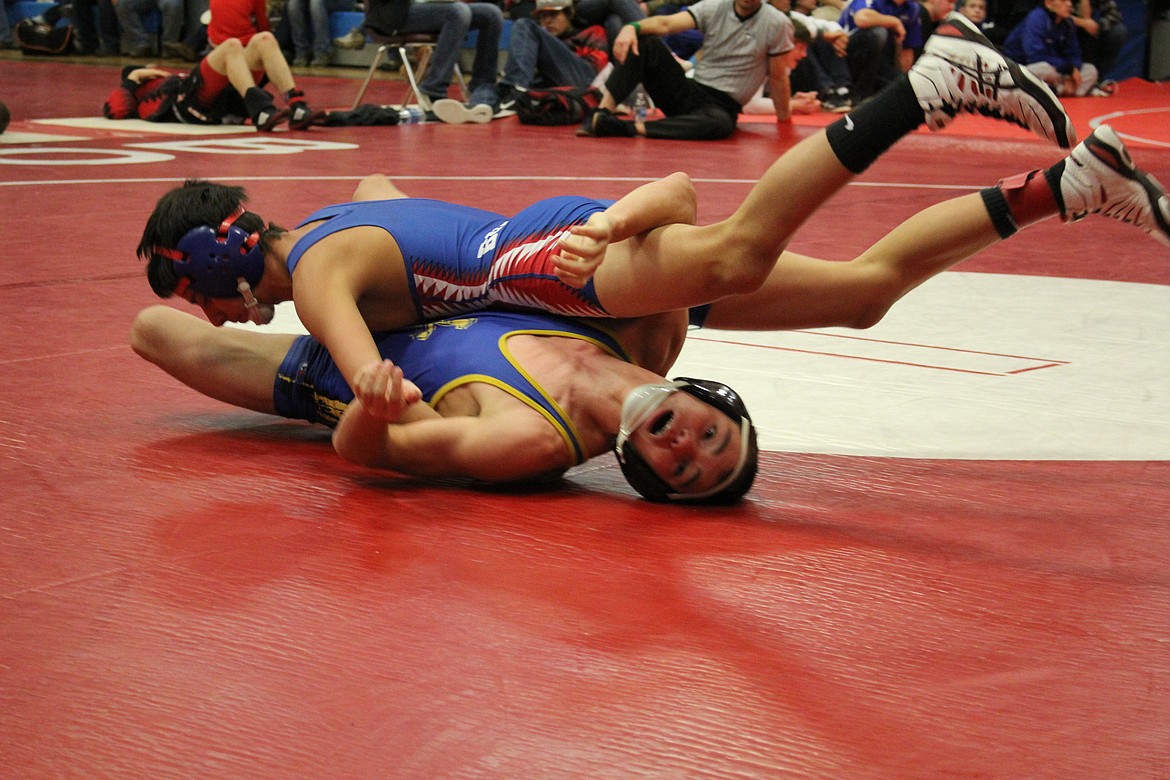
[157,206,265,298]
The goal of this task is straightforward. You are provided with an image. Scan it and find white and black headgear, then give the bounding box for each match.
[614,377,758,503]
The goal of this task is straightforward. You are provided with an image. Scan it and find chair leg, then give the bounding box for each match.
[351,44,389,110]
[453,63,468,102]
[403,44,432,109]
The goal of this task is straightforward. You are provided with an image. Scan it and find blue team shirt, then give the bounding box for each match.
[839,0,924,50]
[1002,6,1084,72]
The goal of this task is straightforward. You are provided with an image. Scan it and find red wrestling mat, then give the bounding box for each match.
[3,375,1167,777]
[740,77,1170,149]
[2,54,1169,779]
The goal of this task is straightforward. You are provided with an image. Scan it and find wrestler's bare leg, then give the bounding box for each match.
[351,175,411,202]
[702,193,1002,331]
[130,305,296,415]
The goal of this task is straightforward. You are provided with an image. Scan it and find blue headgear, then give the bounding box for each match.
[156,206,265,298]
[614,377,758,503]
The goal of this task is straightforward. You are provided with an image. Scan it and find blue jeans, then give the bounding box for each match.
[288,0,353,58]
[116,0,183,48]
[402,1,502,103]
[502,18,595,89]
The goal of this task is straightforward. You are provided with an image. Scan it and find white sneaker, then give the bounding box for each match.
[910,12,1074,148]
[1059,124,1170,247]
[431,98,493,125]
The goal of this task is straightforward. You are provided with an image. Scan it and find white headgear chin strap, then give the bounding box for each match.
[236,277,275,325]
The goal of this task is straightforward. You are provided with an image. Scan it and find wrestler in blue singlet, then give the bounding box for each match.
[273,311,631,465]
[285,196,614,322]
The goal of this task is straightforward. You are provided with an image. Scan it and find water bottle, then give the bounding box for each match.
[398,106,425,125]
[633,89,648,125]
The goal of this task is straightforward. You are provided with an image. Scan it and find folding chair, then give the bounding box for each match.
[350,30,469,110]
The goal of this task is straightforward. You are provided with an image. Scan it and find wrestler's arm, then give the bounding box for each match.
[333,403,570,482]
[555,172,697,287]
[291,250,395,395]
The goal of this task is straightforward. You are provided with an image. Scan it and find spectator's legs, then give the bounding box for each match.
[603,35,683,107]
[594,37,734,140]
[116,0,151,53]
[315,0,352,59]
[502,18,544,88]
[158,0,183,45]
[504,19,596,89]
[71,0,100,53]
[466,2,502,101]
[846,27,896,101]
[403,1,472,102]
[1022,61,1063,92]
[1080,21,1128,79]
[641,103,736,140]
[97,0,120,53]
[287,0,312,62]
[1072,63,1099,96]
[0,0,11,46]
[574,0,644,50]
[818,41,853,94]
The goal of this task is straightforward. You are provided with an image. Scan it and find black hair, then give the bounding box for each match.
[138,180,282,298]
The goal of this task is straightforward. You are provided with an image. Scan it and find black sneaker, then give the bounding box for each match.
[289,102,324,130]
[821,92,852,114]
[576,108,634,137]
[497,84,521,112]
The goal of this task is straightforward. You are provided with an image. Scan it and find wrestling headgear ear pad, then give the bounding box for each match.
[157,206,265,298]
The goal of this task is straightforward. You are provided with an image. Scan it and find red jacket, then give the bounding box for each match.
[208,0,270,46]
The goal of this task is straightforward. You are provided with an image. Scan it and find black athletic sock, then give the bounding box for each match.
[825,76,924,174]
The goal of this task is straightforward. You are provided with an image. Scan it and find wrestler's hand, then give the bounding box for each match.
[554,212,612,288]
[352,359,422,423]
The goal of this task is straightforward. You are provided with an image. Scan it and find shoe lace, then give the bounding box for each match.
[939,56,1032,132]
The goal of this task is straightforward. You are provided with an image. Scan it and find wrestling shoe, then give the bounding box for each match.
[910,11,1074,148]
[1054,124,1170,247]
[252,105,289,132]
[289,102,325,130]
[244,87,289,132]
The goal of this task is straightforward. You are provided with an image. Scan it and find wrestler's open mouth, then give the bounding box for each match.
[649,410,674,435]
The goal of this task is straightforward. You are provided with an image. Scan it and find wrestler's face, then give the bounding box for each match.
[627,392,744,495]
[735,0,763,15]
[178,287,274,327]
